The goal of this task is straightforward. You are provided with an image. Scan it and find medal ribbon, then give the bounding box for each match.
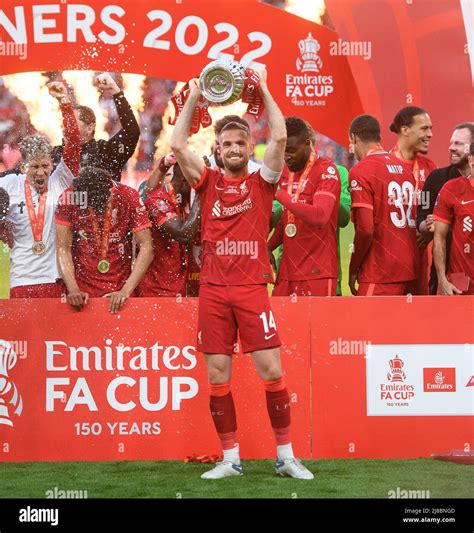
[24,180,47,243]
[169,83,212,135]
[285,151,316,225]
[392,145,422,206]
[89,199,113,261]
[241,68,264,121]
[392,145,421,190]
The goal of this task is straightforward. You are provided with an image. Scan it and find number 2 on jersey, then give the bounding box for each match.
[388,180,416,228]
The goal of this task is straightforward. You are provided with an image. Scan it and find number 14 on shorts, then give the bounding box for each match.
[259,311,277,340]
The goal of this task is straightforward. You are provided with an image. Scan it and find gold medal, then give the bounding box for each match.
[285,223,297,238]
[97,259,110,274]
[32,240,46,255]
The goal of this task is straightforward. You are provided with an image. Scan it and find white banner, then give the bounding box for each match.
[366,344,474,416]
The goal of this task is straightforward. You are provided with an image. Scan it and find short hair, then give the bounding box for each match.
[218,121,251,139]
[214,115,250,135]
[73,105,96,126]
[19,135,52,162]
[389,106,428,133]
[285,117,311,140]
[349,114,381,143]
[73,166,113,214]
[454,122,474,140]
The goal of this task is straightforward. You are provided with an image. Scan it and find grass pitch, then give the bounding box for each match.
[0,459,470,499]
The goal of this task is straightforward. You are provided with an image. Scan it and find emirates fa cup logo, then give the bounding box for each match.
[387,354,406,383]
[0,340,23,426]
[297,32,323,73]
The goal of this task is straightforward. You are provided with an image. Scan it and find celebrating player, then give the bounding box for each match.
[268,117,341,296]
[390,106,437,294]
[348,115,419,296]
[137,162,201,297]
[170,70,313,480]
[0,82,80,298]
[433,142,474,295]
[55,166,154,313]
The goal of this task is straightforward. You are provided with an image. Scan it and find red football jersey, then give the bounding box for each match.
[433,177,474,282]
[349,152,419,283]
[138,187,187,295]
[194,167,275,285]
[277,157,341,281]
[391,148,437,193]
[56,183,151,297]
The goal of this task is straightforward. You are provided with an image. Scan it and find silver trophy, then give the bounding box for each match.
[199,59,246,106]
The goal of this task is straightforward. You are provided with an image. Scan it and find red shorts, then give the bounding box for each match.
[10,280,66,298]
[273,278,336,297]
[357,280,417,296]
[197,283,281,355]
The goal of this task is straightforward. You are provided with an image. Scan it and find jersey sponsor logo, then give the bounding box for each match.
[264,333,276,340]
[327,166,336,174]
[322,172,338,180]
[461,200,474,205]
[212,198,253,218]
[211,200,221,218]
[349,179,362,191]
[462,215,472,232]
[386,164,404,174]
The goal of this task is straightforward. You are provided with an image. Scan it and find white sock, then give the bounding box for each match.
[223,444,240,464]
[277,443,294,461]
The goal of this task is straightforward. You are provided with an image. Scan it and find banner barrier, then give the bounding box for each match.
[0,296,472,461]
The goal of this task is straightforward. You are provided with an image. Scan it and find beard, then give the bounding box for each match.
[224,155,248,172]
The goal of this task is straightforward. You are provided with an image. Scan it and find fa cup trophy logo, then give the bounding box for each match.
[387,354,406,383]
[296,32,323,73]
[0,340,23,426]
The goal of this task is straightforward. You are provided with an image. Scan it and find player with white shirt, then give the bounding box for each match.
[0,82,80,298]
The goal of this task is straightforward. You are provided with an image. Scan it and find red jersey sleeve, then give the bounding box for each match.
[433,181,455,225]
[314,162,341,202]
[349,164,374,210]
[55,188,73,226]
[128,188,152,233]
[146,193,179,227]
[193,166,211,193]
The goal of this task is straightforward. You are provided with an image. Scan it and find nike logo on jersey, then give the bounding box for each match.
[461,200,474,205]
[264,333,276,340]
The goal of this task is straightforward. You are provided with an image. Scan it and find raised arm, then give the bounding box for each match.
[95,73,140,164]
[170,80,205,187]
[47,82,80,176]
[260,69,287,176]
